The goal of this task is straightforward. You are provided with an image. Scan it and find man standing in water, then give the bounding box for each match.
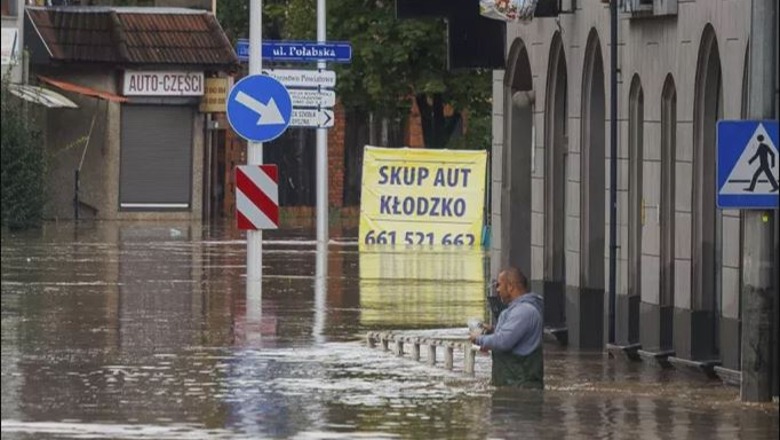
[469,267,544,388]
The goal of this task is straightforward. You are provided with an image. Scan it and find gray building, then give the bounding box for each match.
[490,0,778,384]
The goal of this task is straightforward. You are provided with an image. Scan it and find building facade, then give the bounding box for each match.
[22,5,237,221]
[490,0,778,384]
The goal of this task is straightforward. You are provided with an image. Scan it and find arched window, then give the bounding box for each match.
[544,32,567,285]
[660,74,676,312]
[628,75,644,303]
[580,29,606,291]
[692,24,723,357]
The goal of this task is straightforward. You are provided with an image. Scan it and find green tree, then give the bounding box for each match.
[329,0,492,150]
[217,0,492,150]
[1,81,46,230]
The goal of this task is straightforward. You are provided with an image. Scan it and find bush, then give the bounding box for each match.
[1,81,46,230]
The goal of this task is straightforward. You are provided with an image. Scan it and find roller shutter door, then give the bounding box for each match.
[120,105,193,209]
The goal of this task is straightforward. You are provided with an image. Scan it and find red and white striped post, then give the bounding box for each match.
[236,165,279,230]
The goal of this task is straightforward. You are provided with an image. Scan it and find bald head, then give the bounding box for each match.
[503,267,528,289]
[497,266,529,303]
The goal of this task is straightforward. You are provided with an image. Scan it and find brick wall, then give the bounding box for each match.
[328,101,346,207]
[405,97,425,148]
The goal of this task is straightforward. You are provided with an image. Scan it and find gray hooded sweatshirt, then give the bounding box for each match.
[475,292,544,356]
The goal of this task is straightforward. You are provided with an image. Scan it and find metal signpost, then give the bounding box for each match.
[233,6,352,251]
[717,118,779,402]
[314,0,329,344]
[226,1,292,286]
[232,1,348,329]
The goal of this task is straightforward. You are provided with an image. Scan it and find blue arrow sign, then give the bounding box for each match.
[226,75,292,143]
[717,120,779,209]
[236,40,352,63]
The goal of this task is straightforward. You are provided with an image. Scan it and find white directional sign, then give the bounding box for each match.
[289,89,336,108]
[291,108,334,128]
[235,91,286,124]
[262,69,336,89]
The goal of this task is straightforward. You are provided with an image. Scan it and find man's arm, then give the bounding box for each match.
[475,306,535,352]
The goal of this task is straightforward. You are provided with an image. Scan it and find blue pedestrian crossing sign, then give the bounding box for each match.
[226,74,292,143]
[717,120,779,209]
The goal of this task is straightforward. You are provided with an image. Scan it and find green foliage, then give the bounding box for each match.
[328,0,492,149]
[1,82,46,230]
[216,0,492,149]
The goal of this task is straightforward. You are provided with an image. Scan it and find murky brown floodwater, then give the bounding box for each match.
[2,221,778,439]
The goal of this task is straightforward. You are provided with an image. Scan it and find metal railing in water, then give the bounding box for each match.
[365,331,479,375]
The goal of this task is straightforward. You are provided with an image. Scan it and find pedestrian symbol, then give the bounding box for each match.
[717,120,779,209]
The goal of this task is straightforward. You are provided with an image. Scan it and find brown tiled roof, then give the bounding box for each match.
[26,6,238,67]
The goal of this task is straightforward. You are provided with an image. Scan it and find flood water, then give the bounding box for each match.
[2,221,778,439]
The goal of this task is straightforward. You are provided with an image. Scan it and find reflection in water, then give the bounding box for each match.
[358,247,486,327]
[1,222,777,439]
[313,240,327,345]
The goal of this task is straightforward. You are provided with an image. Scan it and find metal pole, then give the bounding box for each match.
[608,0,619,344]
[741,0,777,402]
[74,169,79,222]
[316,0,329,251]
[247,0,263,283]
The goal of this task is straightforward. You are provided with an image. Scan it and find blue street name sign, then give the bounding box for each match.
[717,120,779,209]
[226,75,292,143]
[236,40,352,63]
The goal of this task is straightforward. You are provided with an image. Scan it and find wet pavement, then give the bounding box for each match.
[1,221,778,439]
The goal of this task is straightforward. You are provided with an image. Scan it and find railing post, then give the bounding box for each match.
[366,334,482,377]
[464,343,476,375]
[444,343,454,370]
[427,341,437,366]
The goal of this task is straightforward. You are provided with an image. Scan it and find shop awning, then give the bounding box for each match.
[6,83,79,108]
[38,76,128,103]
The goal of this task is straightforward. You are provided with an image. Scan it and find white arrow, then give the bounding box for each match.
[235,91,285,125]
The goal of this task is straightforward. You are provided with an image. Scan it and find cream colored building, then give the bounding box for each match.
[490,0,778,382]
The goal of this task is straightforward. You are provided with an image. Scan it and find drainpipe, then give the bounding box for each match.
[608,0,619,344]
[741,0,776,403]
[74,169,80,222]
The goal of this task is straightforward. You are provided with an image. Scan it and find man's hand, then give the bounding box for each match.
[481,323,494,334]
[468,330,481,343]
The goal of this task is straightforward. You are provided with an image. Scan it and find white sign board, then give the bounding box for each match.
[1,28,19,65]
[289,89,336,108]
[290,108,335,128]
[123,71,204,96]
[262,69,336,89]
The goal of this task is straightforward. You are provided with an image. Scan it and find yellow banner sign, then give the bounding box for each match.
[359,146,487,248]
[199,77,230,113]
